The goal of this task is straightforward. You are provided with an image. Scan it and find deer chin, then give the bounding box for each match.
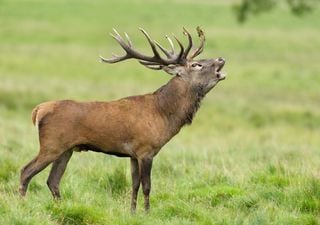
[215,71,226,81]
[218,72,226,81]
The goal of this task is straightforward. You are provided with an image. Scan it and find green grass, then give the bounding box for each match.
[1,0,320,224]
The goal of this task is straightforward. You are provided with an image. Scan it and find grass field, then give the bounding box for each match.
[0,0,320,224]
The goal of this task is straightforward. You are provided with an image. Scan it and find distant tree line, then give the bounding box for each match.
[234,0,319,23]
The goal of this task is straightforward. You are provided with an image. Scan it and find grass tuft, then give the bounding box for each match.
[47,202,106,225]
[105,166,129,196]
[0,159,18,182]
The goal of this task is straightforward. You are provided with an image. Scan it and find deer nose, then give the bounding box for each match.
[217,57,225,63]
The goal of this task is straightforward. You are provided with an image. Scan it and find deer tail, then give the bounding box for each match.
[31,105,40,126]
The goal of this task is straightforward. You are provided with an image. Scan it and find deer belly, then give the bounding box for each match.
[73,142,133,158]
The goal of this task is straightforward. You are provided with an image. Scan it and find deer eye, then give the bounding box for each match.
[191,63,202,69]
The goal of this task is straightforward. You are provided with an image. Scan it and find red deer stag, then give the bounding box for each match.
[19,27,226,212]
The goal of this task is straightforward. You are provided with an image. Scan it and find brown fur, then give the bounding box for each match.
[33,77,199,157]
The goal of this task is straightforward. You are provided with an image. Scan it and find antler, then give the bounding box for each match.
[188,26,205,59]
[100,27,206,69]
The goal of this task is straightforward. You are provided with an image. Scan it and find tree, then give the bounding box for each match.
[234,0,319,23]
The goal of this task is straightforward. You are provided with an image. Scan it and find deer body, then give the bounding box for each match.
[33,77,198,158]
[19,27,226,212]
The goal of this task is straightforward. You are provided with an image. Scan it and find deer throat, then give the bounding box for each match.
[154,77,204,129]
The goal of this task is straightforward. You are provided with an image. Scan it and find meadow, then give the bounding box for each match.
[0,0,320,224]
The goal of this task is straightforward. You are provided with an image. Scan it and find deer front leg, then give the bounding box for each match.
[140,157,153,212]
[130,157,140,213]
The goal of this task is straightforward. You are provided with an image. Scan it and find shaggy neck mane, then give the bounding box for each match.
[154,76,205,129]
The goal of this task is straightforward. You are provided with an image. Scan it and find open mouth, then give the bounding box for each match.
[215,58,226,80]
[216,63,226,80]
[216,72,226,81]
[216,61,225,72]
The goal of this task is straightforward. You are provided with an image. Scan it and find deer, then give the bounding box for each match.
[19,27,226,213]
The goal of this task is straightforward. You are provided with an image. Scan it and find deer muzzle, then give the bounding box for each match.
[215,57,226,80]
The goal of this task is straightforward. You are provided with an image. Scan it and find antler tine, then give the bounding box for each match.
[138,60,163,70]
[139,60,162,66]
[111,29,135,52]
[181,27,193,59]
[99,30,132,63]
[99,54,130,63]
[138,28,185,65]
[112,28,121,37]
[195,26,205,55]
[142,64,163,70]
[188,26,206,59]
[166,35,175,54]
[124,32,132,47]
[154,40,172,58]
[139,28,162,59]
[173,35,184,62]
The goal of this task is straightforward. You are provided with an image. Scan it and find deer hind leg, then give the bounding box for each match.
[47,149,73,199]
[19,150,62,197]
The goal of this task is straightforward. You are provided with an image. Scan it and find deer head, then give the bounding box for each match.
[100,27,226,95]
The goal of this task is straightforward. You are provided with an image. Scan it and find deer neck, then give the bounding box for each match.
[154,76,204,133]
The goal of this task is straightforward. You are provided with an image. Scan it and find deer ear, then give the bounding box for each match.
[162,65,186,76]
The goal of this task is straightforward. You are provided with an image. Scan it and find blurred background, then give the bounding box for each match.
[0,0,319,224]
